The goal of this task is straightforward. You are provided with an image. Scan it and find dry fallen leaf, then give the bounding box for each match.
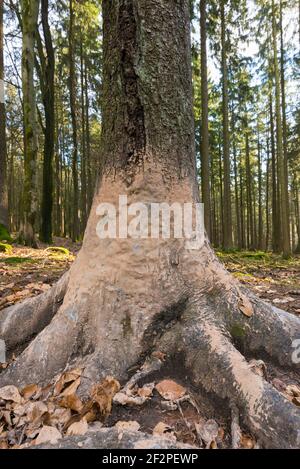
[286,385,300,398]
[195,419,219,448]
[53,368,82,396]
[25,401,48,423]
[113,391,149,407]
[238,296,253,317]
[47,407,71,427]
[137,383,155,399]
[153,422,176,441]
[155,380,186,401]
[0,385,22,404]
[66,418,88,436]
[240,433,255,449]
[20,384,40,400]
[90,376,120,419]
[115,420,140,432]
[34,425,62,445]
[58,393,83,413]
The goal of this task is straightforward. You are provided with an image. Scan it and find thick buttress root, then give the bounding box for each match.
[0,271,69,354]
[175,301,300,449]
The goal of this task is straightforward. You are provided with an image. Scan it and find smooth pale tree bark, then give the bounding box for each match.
[21,0,39,247]
[272,0,290,257]
[68,0,79,241]
[0,0,9,236]
[37,0,55,244]
[220,0,232,250]
[1,0,300,449]
[200,0,211,239]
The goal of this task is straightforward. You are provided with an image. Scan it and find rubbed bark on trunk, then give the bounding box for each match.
[199,0,211,239]
[0,0,9,235]
[1,0,300,449]
[21,0,40,247]
[220,0,232,250]
[68,0,79,241]
[272,0,290,257]
[38,0,55,243]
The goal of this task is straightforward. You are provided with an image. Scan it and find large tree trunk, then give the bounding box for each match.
[21,0,39,247]
[0,0,9,236]
[1,0,300,449]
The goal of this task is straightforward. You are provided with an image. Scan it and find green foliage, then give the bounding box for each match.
[0,256,37,265]
[230,323,246,339]
[0,224,12,243]
[45,246,70,256]
[0,242,13,254]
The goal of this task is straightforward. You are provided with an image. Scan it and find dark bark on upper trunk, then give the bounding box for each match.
[101,0,196,185]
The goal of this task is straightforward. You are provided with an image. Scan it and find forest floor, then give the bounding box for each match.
[0,240,299,449]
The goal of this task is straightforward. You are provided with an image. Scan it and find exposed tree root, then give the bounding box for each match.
[0,271,69,354]
[34,426,195,449]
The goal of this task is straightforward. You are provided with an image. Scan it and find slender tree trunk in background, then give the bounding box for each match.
[240,163,245,249]
[270,97,280,252]
[272,0,290,257]
[279,0,290,251]
[218,128,224,246]
[68,0,79,241]
[265,135,270,251]
[21,0,40,247]
[232,111,241,248]
[80,41,87,232]
[220,0,232,250]
[39,0,55,243]
[200,0,211,239]
[293,178,300,253]
[245,122,254,249]
[2,0,300,449]
[0,0,9,236]
[84,57,93,212]
[257,125,263,250]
